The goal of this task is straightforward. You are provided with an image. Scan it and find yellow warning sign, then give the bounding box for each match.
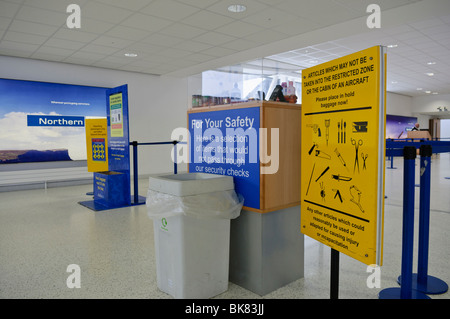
[85,118,108,172]
[301,46,386,266]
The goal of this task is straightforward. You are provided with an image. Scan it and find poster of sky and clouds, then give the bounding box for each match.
[0,78,107,163]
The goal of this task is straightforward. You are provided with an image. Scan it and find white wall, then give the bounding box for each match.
[385,93,450,131]
[0,56,188,183]
[441,119,450,139]
[412,93,450,113]
[412,93,450,131]
[386,92,413,117]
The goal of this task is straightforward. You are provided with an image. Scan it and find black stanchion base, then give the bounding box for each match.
[131,195,146,206]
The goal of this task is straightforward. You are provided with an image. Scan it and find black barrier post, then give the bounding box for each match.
[173,140,178,174]
[125,140,186,206]
[330,248,339,299]
[417,144,433,291]
[131,141,139,204]
[400,146,418,298]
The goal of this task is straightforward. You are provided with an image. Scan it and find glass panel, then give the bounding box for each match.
[188,57,303,109]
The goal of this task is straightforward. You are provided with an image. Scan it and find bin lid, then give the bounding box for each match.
[148,173,234,196]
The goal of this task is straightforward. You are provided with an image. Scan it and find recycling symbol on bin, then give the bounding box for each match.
[161,218,168,231]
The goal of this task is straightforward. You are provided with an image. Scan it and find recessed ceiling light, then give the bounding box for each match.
[425,90,431,94]
[228,4,247,13]
[417,88,423,90]
[391,81,398,84]
[425,72,434,76]
[124,53,138,57]
[427,61,436,65]
[387,44,398,48]
[432,92,438,95]
[309,60,319,64]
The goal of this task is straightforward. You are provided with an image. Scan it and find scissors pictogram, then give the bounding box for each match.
[361,153,368,170]
[351,138,363,173]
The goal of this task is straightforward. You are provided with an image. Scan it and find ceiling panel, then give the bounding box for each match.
[141,32,184,47]
[244,7,298,28]
[3,30,48,45]
[79,43,121,55]
[32,45,74,57]
[214,20,263,38]
[6,19,56,36]
[94,0,153,11]
[180,10,235,30]
[192,31,237,46]
[81,1,133,23]
[159,22,207,39]
[23,0,88,12]
[140,0,201,21]
[0,0,448,98]
[90,35,134,48]
[120,13,173,32]
[44,37,86,51]
[0,1,21,18]
[176,0,221,9]
[52,28,99,43]
[205,0,268,19]
[104,25,149,41]
[14,5,67,26]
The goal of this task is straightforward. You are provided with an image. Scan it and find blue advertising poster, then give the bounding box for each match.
[188,107,260,209]
[386,114,417,139]
[0,78,107,163]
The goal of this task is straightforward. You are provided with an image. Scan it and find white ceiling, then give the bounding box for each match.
[267,13,450,97]
[0,0,449,97]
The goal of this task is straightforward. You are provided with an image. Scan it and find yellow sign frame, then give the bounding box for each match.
[301,46,386,266]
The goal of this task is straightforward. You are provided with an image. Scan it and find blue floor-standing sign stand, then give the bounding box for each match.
[379,146,430,299]
[397,145,448,295]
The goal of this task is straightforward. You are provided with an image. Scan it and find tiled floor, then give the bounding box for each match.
[1,154,449,299]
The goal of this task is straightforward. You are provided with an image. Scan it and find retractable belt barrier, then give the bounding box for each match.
[379,141,449,299]
[129,141,186,205]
